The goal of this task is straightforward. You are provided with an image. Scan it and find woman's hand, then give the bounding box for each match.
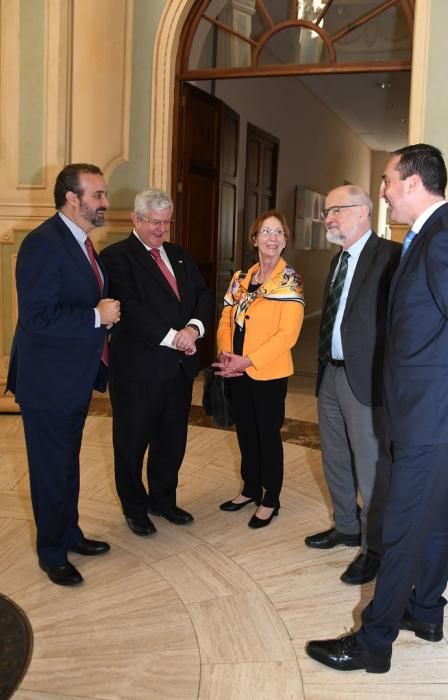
[212,351,252,377]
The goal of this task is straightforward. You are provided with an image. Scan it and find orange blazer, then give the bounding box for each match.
[217,258,305,380]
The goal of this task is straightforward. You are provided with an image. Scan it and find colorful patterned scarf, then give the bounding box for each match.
[223,261,304,330]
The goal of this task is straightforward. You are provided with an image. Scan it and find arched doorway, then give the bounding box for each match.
[152,0,415,369]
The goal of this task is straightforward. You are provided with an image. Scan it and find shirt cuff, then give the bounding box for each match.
[94,308,101,328]
[161,328,177,349]
[188,318,204,337]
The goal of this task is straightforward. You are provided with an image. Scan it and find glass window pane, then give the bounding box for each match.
[258,27,328,66]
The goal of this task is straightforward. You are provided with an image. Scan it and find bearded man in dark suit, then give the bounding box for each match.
[307,144,448,673]
[100,187,211,536]
[7,163,121,586]
[305,185,401,585]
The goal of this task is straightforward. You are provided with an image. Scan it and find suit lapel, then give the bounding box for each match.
[389,202,448,302]
[164,243,185,299]
[344,233,378,317]
[54,215,102,296]
[127,234,181,300]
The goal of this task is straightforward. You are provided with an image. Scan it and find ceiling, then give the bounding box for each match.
[300,70,411,152]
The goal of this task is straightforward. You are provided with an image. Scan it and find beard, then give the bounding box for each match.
[80,200,106,228]
[326,229,345,245]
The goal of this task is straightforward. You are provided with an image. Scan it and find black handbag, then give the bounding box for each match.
[202,366,234,428]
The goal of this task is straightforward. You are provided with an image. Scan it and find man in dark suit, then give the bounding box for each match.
[304,185,401,584]
[100,187,211,536]
[7,163,121,586]
[307,144,448,673]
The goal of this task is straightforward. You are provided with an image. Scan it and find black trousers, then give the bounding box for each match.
[228,374,288,508]
[109,369,193,517]
[356,442,448,655]
[21,405,87,566]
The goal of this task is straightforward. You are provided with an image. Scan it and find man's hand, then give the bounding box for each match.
[173,326,198,353]
[97,298,121,325]
[212,351,252,377]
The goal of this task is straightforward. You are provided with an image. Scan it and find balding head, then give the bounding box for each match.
[322,185,372,249]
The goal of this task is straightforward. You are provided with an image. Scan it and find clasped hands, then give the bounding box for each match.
[173,326,198,355]
[212,351,252,377]
[97,298,121,327]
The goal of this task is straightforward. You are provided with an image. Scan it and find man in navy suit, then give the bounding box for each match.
[307,144,448,672]
[7,164,121,586]
[100,188,211,536]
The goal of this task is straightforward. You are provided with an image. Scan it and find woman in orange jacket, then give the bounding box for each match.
[214,209,304,528]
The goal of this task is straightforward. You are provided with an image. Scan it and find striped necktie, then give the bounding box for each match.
[318,251,350,364]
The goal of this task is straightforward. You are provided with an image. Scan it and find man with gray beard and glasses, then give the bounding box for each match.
[304,185,401,586]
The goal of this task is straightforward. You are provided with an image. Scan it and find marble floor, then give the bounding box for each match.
[1,375,447,699]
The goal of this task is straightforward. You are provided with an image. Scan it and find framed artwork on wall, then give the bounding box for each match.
[294,185,330,250]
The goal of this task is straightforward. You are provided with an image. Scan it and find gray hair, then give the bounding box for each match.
[345,185,373,216]
[134,187,173,217]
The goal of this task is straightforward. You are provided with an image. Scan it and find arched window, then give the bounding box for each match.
[178,0,413,79]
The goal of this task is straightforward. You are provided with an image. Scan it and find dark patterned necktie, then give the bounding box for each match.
[400,229,417,259]
[150,248,180,300]
[318,251,350,364]
[85,237,108,366]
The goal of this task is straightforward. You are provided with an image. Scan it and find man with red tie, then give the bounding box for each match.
[7,164,121,586]
[100,188,211,536]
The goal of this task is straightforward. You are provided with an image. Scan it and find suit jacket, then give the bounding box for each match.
[99,234,211,382]
[216,258,304,380]
[384,203,448,445]
[6,213,108,412]
[316,232,401,406]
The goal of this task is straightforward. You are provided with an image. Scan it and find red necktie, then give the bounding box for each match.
[85,237,109,365]
[150,248,180,300]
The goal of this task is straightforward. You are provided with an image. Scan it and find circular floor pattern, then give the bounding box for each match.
[0,594,33,699]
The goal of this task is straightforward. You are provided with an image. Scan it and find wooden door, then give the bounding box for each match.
[176,83,239,366]
[242,123,279,270]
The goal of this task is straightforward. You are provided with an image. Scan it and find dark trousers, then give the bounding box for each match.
[109,370,193,517]
[356,442,448,655]
[228,374,288,508]
[21,406,86,566]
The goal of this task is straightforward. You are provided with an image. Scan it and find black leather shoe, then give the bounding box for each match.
[340,552,380,585]
[148,505,194,525]
[220,497,257,512]
[248,507,279,529]
[306,633,391,673]
[399,609,443,642]
[39,561,83,587]
[68,537,111,556]
[126,516,157,536]
[305,527,361,549]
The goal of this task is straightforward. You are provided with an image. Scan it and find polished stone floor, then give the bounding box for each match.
[1,375,447,699]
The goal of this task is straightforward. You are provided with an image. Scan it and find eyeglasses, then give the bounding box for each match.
[140,216,175,227]
[320,204,363,220]
[259,227,285,238]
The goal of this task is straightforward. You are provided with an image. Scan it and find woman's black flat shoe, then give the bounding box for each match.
[220,498,256,512]
[248,508,279,529]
